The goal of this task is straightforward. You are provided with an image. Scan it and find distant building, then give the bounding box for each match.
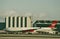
[0,22,5,30]
[33,20,60,28]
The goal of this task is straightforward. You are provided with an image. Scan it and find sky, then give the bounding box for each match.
[0,0,60,22]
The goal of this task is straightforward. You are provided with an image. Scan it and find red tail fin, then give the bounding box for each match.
[48,20,58,28]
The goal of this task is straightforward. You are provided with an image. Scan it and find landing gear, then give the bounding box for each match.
[28,32,32,34]
[55,32,58,34]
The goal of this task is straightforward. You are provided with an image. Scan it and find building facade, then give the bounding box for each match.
[5,16,32,29]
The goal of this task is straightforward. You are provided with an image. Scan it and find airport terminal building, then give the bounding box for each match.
[33,20,60,27]
[0,16,60,32]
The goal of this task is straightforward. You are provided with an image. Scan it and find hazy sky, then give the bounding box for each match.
[0,0,60,22]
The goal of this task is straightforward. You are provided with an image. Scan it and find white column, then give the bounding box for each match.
[6,17,9,28]
[14,17,17,28]
[18,17,21,28]
[10,16,13,28]
[23,17,25,27]
[27,17,32,27]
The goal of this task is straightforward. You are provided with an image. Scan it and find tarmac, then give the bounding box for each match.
[0,34,60,37]
[0,37,60,39]
[0,34,60,39]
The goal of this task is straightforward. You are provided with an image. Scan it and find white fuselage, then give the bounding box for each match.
[5,27,57,34]
[5,27,39,31]
[36,27,57,34]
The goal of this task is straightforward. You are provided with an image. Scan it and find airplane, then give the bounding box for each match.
[5,27,39,34]
[35,20,58,34]
[5,20,58,34]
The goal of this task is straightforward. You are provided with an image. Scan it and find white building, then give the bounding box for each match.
[5,16,32,29]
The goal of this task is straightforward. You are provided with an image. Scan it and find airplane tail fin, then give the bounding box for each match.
[48,20,58,28]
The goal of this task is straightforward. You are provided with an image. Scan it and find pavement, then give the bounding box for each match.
[0,37,60,39]
[0,34,60,38]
